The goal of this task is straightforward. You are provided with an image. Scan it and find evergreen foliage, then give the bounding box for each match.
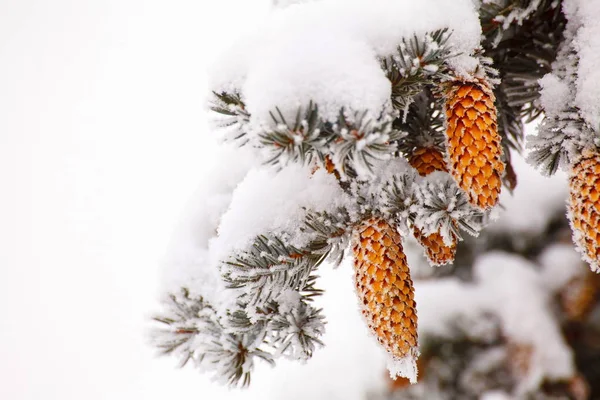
[151,0,600,392]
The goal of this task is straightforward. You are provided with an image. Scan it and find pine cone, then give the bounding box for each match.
[561,271,600,321]
[352,218,418,367]
[568,152,600,272]
[445,80,504,209]
[412,227,457,266]
[409,147,457,265]
[408,147,448,176]
[507,341,534,380]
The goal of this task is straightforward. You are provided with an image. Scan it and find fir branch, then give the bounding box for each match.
[150,289,274,388]
[269,296,326,361]
[223,234,325,306]
[302,208,352,267]
[329,110,404,179]
[382,171,420,235]
[381,28,456,112]
[481,0,566,150]
[394,90,447,155]
[259,101,329,166]
[414,174,486,243]
[210,91,251,143]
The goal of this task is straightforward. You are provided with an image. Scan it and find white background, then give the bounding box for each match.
[0,1,282,398]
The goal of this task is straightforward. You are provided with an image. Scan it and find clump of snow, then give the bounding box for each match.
[211,164,346,264]
[569,0,600,131]
[538,244,584,291]
[243,33,391,124]
[538,73,571,118]
[480,391,512,400]
[160,144,258,305]
[210,0,482,124]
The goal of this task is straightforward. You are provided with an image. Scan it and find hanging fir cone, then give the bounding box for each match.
[568,151,600,272]
[506,341,534,380]
[352,217,419,380]
[408,146,448,176]
[408,147,457,265]
[412,227,457,266]
[560,270,600,321]
[444,79,505,209]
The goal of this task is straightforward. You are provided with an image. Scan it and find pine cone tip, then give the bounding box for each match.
[388,353,419,384]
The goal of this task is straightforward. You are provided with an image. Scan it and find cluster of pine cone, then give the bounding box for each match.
[350,78,504,373]
[347,77,600,381]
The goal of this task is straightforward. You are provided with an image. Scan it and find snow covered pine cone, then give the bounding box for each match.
[409,147,457,265]
[444,79,505,209]
[352,218,419,381]
[568,151,600,272]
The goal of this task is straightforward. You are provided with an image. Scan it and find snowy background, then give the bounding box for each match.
[0,1,572,399]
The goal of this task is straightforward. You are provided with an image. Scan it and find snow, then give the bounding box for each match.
[480,391,512,400]
[489,151,568,236]
[211,0,482,124]
[474,253,574,388]
[161,145,257,305]
[415,252,575,394]
[211,164,345,264]
[569,0,600,131]
[538,73,571,118]
[243,33,391,125]
[538,244,584,291]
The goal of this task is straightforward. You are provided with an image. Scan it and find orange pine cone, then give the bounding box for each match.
[408,147,457,265]
[408,147,448,176]
[352,218,418,375]
[412,227,457,266]
[506,341,534,380]
[445,80,504,209]
[561,271,600,321]
[569,153,600,272]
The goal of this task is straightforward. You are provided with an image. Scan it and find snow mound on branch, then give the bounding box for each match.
[568,0,600,131]
[210,0,481,122]
[539,73,571,118]
[243,34,390,125]
[160,145,258,305]
[211,164,346,264]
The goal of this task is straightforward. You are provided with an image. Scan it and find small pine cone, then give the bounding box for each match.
[445,80,505,209]
[409,147,457,265]
[352,218,418,368]
[561,271,600,321]
[408,147,448,176]
[412,227,457,266]
[507,341,534,380]
[568,153,600,272]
